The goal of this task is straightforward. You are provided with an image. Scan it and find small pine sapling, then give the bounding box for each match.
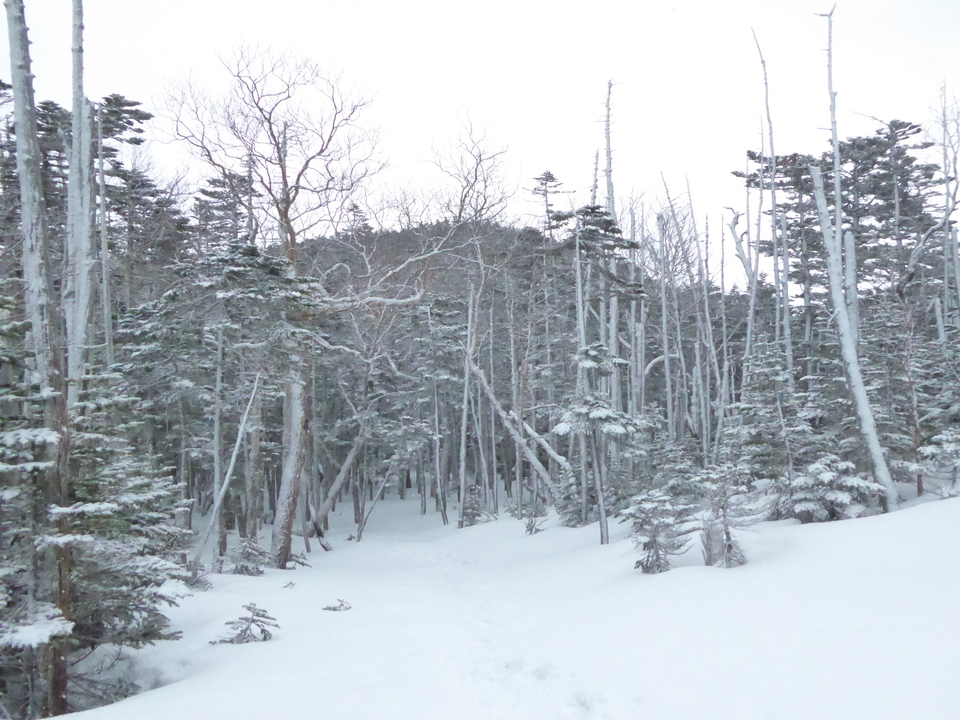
[213,603,279,644]
[285,552,311,569]
[228,538,273,576]
[460,485,485,527]
[696,464,755,568]
[552,471,587,527]
[525,516,546,535]
[918,428,960,497]
[624,489,698,574]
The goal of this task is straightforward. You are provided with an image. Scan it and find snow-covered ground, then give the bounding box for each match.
[70,495,960,720]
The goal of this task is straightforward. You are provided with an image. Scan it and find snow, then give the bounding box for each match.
[49,502,121,517]
[1,427,60,447]
[68,496,960,720]
[0,604,73,648]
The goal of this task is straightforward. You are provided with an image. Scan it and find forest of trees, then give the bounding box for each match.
[1,2,959,717]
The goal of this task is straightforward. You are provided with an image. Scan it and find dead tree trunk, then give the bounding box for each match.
[6,0,72,712]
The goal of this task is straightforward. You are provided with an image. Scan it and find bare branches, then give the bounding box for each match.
[167,46,379,251]
[433,118,510,224]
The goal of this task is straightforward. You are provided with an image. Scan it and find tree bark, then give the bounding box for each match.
[6,0,72,712]
[96,108,114,367]
[63,0,94,409]
[212,327,226,563]
[271,373,307,567]
[309,429,365,531]
[457,287,475,528]
[244,388,263,539]
[192,375,260,571]
[810,166,899,510]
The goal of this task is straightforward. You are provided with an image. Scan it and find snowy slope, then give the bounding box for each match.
[69,496,960,720]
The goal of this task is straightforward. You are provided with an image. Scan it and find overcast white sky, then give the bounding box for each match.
[4,0,960,229]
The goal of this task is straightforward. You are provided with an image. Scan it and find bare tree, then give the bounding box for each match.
[809,9,898,510]
[170,48,378,567]
[433,118,510,224]
[171,48,450,566]
[5,0,72,712]
[810,166,898,509]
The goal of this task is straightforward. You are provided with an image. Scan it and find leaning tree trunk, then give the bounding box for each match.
[810,167,899,511]
[822,8,861,348]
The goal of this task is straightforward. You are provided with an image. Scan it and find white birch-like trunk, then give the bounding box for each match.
[941,97,960,324]
[244,388,263,538]
[309,429,365,530]
[573,216,592,522]
[63,0,94,409]
[271,374,307,567]
[843,229,860,347]
[473,384,490,510]
[603,81,622,411]
[712,231,731,463]
[590,430,609,545]
[489,305,499,515]
[212,328,226,562]
[432,369,449,525]
[470,362,559,499]
[779,215,796,390]
[508,292,523,515]
[821,9,860,348]
[628,208,639,416]
[457,288,475,528]
[96,109,114,368]
[658,216,674,440]
[754,34,796,391]
[192,375,260,571]
[951,226,960,325]
[574,219,589,395]
[810,166,899,510]
[637,226,648,414]
[6,0,71,711]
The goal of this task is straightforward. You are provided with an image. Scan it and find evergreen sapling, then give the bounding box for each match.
[213,603,278,644]
[624,489,698,574]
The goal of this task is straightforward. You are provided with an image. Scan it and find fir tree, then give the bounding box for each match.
[623,488,698,574]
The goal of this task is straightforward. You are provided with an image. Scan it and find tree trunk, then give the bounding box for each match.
[6,0,73,712]
[244,389,263,539]
[63,0,94,409]
[457,288,475,528]
[658,216,675,440]
[590,430,609,545]
[212,327,226,563]
[96,108,114,367]
[271,374,307,567]
[311,430,364,529]
[470,362,560,499]
[810,166,899,510]
[192,375,260,572]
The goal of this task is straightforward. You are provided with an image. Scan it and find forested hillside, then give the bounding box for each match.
[1,2,959,717]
